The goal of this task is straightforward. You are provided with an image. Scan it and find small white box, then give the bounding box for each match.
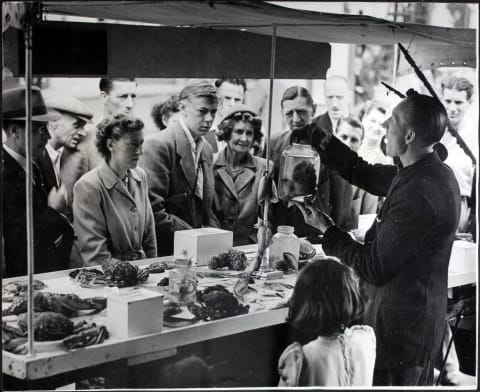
[449,240,477,273]
[106,288,163,338]
[174,228,233,266]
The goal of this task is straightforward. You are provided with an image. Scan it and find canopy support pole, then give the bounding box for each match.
[259,23,277,273]
[24,16,35,358]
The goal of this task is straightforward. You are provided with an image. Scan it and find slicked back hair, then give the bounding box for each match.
[214,78,247,92]
[99,78,136,94]
[337,116,365,140]
[397,93,448,147]
[179,80,219,105]
[280,86,314,109]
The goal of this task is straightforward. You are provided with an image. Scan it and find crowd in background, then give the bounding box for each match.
[1,71,477,387]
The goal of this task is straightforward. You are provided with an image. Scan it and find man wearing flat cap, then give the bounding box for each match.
[38,94,94,217]
[2,86,74,277]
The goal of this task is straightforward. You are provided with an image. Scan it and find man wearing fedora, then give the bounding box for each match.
[2,86,74,277]
[38,94,94,217]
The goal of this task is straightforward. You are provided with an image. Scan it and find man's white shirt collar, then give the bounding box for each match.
[179,116,198,153]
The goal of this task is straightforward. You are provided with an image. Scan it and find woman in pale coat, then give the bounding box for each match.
[73,115,157,266]
[213,105,272,246]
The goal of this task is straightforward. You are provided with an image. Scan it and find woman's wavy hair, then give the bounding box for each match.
[218,112,263,144]
[287,256,365,341]
[96,114,144,161]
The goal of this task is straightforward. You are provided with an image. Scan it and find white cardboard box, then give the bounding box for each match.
[174,228,233,266]
[449,240,476,273]
[106,288,164,339]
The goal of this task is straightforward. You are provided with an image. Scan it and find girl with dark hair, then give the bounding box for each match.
[73,114,157,265]
[278,257,376,387]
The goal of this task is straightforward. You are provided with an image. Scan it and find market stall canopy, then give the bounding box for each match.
[3,0,476,77]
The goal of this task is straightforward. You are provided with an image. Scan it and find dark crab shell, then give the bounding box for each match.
[103,259,149,287]
[18,312,74,341]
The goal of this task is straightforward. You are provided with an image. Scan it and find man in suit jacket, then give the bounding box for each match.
[140,80,219,255]
[297,92,461,386]
[313,75,356,229]
[313,74,351,134]
[268,85,355,235]
[2,87,74,277]
[36,95,94,217]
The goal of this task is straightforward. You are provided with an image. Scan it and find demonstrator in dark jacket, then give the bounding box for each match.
[295,92,461,386]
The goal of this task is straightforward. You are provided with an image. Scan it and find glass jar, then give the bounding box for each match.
[269,226,300,271]
[278,143,320,201]
[168,249,197,305]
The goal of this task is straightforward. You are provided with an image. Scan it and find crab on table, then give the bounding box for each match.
[62,320,109,350]
[188,285,249,321]
[2,279,46,300]
[17,311,74,341]
[102,258,149,287]
[69,268,106,288]
[2,315,109,354]
[2,291,107,317]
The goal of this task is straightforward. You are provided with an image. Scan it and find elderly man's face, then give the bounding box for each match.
[102,80,137,118]
[324,78,350,120]
[282,96,315,131]
[442,88,471,128]
[49,113,87,150]
[181,96,217,139]
[218,82,245,117]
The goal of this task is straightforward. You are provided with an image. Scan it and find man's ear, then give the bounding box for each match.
[106,138,114,152]
[311,103,317,117]
[47,121,57,132]
[405,129,416,144]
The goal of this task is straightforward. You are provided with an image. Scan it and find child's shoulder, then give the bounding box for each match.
[344,325,377,351]
[346,324,375,341]
[278,342,304,387]
[347,324,375,334]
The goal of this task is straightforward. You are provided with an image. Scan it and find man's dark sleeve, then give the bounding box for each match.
[322,188,437,286]
[321,136,397,197]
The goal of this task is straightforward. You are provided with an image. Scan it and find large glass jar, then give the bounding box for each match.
[269,226,300,271]
[278,143,320,201]
[168,249,197,305]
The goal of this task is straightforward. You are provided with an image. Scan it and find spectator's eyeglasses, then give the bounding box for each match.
[230,112,258,122]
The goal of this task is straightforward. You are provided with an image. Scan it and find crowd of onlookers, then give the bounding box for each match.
[1,73,477,387]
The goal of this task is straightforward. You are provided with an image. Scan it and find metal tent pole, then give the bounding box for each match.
[24,17,35,357]
[259,23,277,273]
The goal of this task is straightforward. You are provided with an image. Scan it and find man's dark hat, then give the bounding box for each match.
[2,86,61,122]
